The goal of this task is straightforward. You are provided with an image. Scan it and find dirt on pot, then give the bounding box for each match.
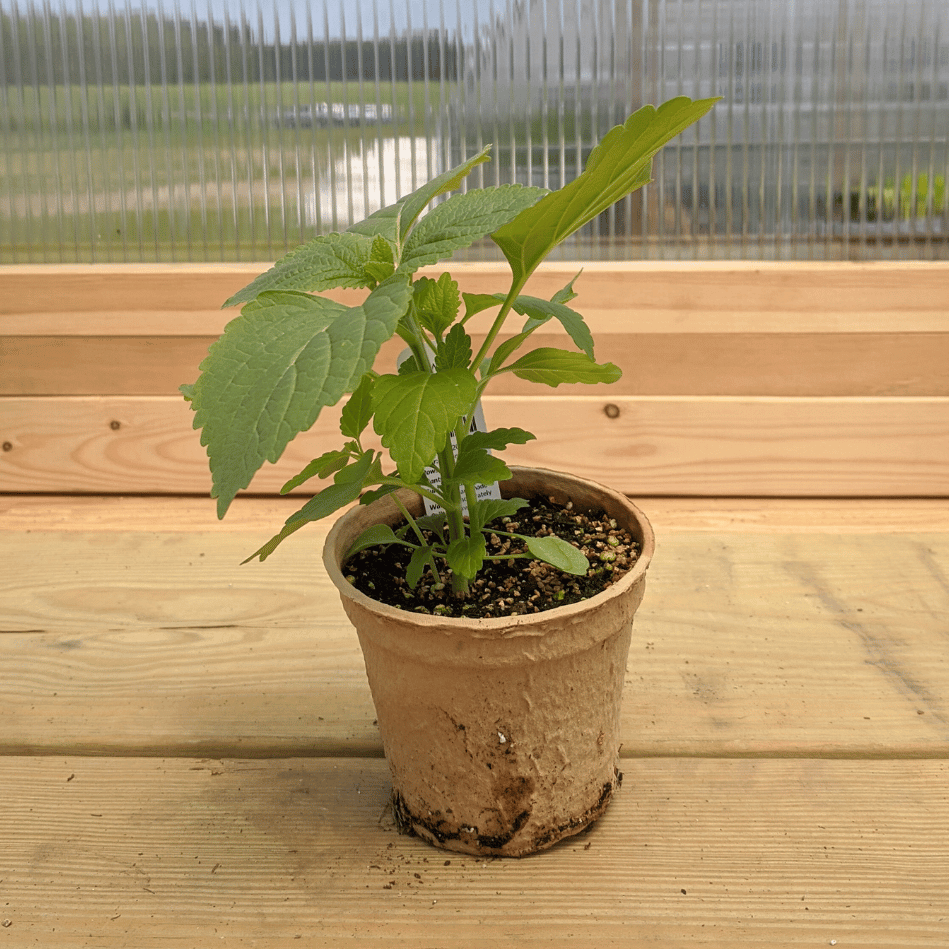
[343,495,641,619]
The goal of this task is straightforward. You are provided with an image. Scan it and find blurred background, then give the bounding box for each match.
[2,0,947,263]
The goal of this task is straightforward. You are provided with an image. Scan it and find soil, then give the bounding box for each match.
[343,495,640,619]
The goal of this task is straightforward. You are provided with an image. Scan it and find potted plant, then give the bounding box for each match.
[183,95,717,856]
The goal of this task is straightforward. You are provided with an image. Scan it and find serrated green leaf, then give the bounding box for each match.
[447,532,487,581]
[507,348,622,387]
[513,296,595,359]
[371,368,478,484]
[434,323,472,371]
[188,276,413,517]
[551,272,582,305]
[345,523,415,559]
[461,427,535,453]
[414,273,461,337]
[223,231,376,308]
[348,145,494,247]
[450,446,511,485]
[339,373,375,439]
[492,97,719,285]
[469,497,529,532]
[280,447,353,494]
[398,184,547,275]
[245,470,369,563]
[525,535,589,576]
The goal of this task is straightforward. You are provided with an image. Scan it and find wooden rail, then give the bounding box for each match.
[3,261,948,497]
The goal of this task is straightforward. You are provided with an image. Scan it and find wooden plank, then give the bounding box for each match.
[2,394,947,496]
[1,756,947,946]
[5,331,948,397]
[2,525,947,758]
[4,494,949,534]
[4,261,949,333]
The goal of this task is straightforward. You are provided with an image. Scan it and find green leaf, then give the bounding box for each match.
[513,296,595,359]
[434,323,472,371]
[345,523,415,559]
[223,231,376,308]
[447,532,487,581]
[406,544,437,589]
[469,497,529,532]
[350,145,494,246]
[507,348,622,387]
[525,535,589,576]
[245,459,373,563]
[414,273,461,338]
[188,276,413,517]
[398,185,547,275]
[461,427,535,453]
[551,272,582,305]
[371,368,478,484]
[486,328,535,376]
[280,447,354,494]
[339,373,376,439]
[450,447,511,485]
[491,97,719,286]
[462,292,503,323]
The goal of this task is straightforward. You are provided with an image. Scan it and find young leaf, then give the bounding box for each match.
[350,145,494,245]
[371,368,478,484]
[447,533,488,582]
[462,292,503,323]
[414,273,461,338]
[512,296,595,359]
[398,185,547,275]
[525,535,589,576]
[280,447,354,494]
[507,348,622,387]
[450,446,511,485]
[339,373,376,439]
[469,497,530,532]
[188,276,413,518]
[434,323,472,371]
[492,97,719,286]
[551,272,582,305]
[345,523,415,559]
[245,457,374,563]
[461,427,535,453]
[406,544,438,589]
[223,231,376,308]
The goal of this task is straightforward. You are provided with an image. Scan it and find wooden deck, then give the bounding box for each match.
[2,495,948,946]
[2,261,948,945]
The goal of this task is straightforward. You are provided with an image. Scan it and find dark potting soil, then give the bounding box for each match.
[343,495,641,619]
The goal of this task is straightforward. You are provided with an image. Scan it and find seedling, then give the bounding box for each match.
[183,96,718,595]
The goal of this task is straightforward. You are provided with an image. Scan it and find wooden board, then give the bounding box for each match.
[2,394,947,496]
[2,517,947,758]
[4,261,949,332]
[2,755,947,947]
[6,331,949,397]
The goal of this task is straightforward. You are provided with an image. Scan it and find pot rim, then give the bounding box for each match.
[323,465,655,633]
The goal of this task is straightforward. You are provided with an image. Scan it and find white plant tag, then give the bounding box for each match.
[397,346,503,517]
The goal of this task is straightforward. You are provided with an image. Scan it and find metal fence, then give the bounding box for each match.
[2,0,947,262]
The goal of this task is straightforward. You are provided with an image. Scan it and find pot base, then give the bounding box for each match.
[391,769,623,858]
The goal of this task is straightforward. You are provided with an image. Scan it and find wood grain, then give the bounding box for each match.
[3,394,947,496]
[2,524,947,758]
[6,331,948,397]
[4,494,949,533]
[4,261,949,332]
[2,755,947,946]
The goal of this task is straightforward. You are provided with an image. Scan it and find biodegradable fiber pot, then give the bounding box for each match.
[323,466,655,857]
